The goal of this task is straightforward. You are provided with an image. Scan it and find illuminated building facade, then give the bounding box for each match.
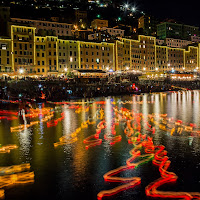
[79,41,114,70]
[101,27,125,37]
[116,35,199,72]
[10,18,73,37]
[138,15,158,36]
[91,19,108,29]
[35,36,47,75]
[11,25,36,74]
[116,36,156,71]
[157,22,199,40]
[0,25,200,75]
[0,38,12,72]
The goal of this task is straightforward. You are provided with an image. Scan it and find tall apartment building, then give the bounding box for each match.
[101,27,125,37]
[138,15,158,36]
[157,22,199,40]
[91,19,108,29]
[116,35,199,72]
[0,25,200,75]
[11,25,36,74]
[10,18,73,37]
[116,36,156,71]
[79,41,114,70]
[35,36,47,75]
[75,10,87,27]
[0,38,12,72]
[156,38,192,48]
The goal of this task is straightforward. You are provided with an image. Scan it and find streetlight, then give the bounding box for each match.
[124,4,129,9]
[74,25,78,30]
[143,67,146,71]
[64,68,68,72]
[19,68,24,74]
[126,66,129,70]
[131,7,136,12]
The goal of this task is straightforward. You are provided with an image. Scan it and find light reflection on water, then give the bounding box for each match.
[1,91,200,199]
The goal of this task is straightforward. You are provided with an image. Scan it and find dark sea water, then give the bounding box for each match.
[1,90,200,200]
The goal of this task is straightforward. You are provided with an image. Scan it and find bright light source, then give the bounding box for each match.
[19,68,24,74]
[143,67,146,71]
[155,67,158,71]
[126,66,129,70]
[106,67,109,71]
[124,4,129,8]
[74,25,78,30]
[131,7,136,12]
[118,17,121,21]
[64,68,68,72]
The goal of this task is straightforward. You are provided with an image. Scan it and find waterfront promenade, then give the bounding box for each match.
[0,76,176,102]
[1,77,200,103]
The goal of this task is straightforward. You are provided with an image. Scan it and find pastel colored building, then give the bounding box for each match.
[101,27,125,37]
[0,25,200,76]
[10,18,73,37]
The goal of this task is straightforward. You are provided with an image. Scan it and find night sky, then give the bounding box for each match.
[129,0,199,27]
